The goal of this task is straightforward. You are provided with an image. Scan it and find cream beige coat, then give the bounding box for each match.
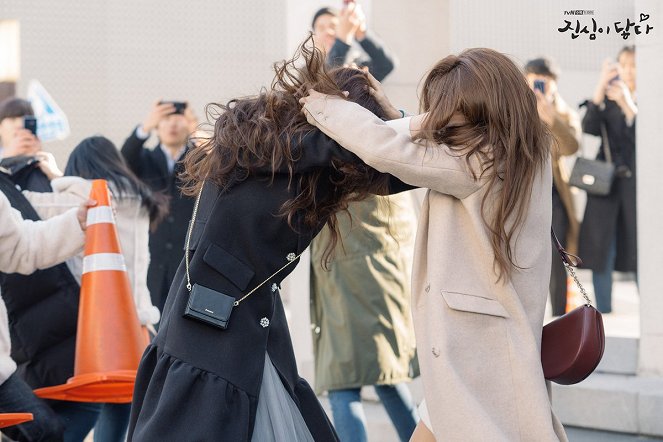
[0,191,84,384]
[303,97,567,441]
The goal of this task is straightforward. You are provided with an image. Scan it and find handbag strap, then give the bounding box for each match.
[550,228,592,306]
[600,123,613,164]
[185,182,304,307]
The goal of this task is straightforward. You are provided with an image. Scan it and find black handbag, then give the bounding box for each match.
[568,124,615,196]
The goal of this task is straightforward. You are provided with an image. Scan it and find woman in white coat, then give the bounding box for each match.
[301,48,567,441]
[25,137,167,442]
[0,183,93,442]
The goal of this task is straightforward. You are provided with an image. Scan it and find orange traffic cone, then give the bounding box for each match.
[34,180,146,403]
[566,276,583,313]
[0,413,33,429]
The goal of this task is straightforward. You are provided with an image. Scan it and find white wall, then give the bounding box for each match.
[1,0,289,164]
[635,0,663,376]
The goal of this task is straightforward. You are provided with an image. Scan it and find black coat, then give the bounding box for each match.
[0,155,53,192]
[127,130,410,441]
[578,99,637,272]
[327,31,396,81]
[0,169,80,389]
[121,130,195,313]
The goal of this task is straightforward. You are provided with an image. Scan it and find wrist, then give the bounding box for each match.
[337,32,353,45]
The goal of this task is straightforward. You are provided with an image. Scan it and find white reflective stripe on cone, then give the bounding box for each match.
[83,253,127,274]
[86,206,115,226]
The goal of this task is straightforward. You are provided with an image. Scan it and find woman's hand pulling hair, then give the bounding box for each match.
[364,68,401,120]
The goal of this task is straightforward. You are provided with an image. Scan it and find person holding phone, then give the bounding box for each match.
[311,2,397,82]
[524,57,581,316]
[578,46,638,313]
[120,100,197,317]
[0,97,58,193]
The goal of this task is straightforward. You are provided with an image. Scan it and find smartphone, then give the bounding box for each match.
[610,74,620,83]
[23,116,38,136]
[533,79,546,95]
[160,101,187,115]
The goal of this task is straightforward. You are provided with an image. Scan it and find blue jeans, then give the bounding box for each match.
[0,373,63,442]
[93,403,131,442]
[328,384,418,442]
[592,239,617,314]
[48,400,102,442]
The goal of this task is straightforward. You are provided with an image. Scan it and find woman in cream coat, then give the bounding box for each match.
[24,137,167,442]
[302,49,567,441]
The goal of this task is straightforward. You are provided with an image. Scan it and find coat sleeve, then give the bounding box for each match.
[0,192,85,274]
[357,32,396,81]
[581,101,603,137]
[23,177,91,220]
[121,128,149,177]
[303,96,484,199]
[327,39,351,68]
[550,111,580,157]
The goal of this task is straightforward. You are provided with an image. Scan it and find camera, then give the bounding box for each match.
[160,101,187,115]
[23,116,38,136]
[533,79,546,95]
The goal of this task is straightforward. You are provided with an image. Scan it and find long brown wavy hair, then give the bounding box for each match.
[417,48,552,281]
[181,36,389,263]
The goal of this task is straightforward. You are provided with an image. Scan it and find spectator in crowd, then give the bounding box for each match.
[24,136,168,442]
[524,57,581,316]
[0,98,52,192]
[0,175,93,442]
[310,191,420,442]
[0,133,96,442]
[578,45,638,314]
[312,3,396,81]
[120,101,196,315]
[310,8,415,441]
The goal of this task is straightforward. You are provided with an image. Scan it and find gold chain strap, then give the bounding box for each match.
[184,183,304,307]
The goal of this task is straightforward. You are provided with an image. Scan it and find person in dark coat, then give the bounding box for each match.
[127,41,411,442]
[524,57,581,316]
[578,45,637,313]
[121,101,196,315]
[312,4,396,81]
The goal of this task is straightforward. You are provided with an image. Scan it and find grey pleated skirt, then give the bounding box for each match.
[251,353,315,442]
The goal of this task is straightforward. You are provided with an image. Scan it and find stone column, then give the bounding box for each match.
[635,0,663,377]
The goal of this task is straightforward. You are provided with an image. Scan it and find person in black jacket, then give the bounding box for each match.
[127,40,411,442]
[312,3,396,81]
[121,101,196,315]
[1,101,105,440]
[578,45,637,314]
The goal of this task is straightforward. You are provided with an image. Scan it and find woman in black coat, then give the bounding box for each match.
[578,45,637,314]
[127,41,408,442]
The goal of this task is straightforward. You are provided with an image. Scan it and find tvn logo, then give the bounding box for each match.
[564,10,595,15]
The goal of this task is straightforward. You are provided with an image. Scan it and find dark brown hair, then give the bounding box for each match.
[417,48,552,281]
[0,97,33,123]
[181,36,388,263]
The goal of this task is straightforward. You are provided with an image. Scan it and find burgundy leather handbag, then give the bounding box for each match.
[541,230,605,385]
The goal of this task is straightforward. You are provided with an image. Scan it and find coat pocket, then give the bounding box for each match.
[203,243,255,291]
[440,291,509,318]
